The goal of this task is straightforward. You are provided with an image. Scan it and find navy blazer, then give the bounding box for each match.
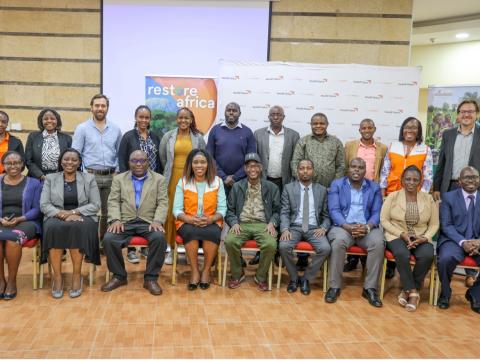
[438,188,480,247]
[328,177,382,227]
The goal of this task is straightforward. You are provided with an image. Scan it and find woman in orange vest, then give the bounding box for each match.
[380,117,433,197]
[172,149,226,290]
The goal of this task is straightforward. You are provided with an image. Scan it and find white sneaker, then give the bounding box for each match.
[127,251,140,264]
[164,251,173,265]
[166,244,171,253]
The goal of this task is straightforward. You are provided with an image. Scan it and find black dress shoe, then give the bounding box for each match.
[325,288,341,303]
[299,278,310,295]
[437,296,450,309]
[465,289,480,314]
[296,255,309,271]
[199,282,210,290]
[187,282,199,291]
[343,255,359,272]
[249,251,260,265]
[101,277,127,292]
[287,280,298,293]
[362,288,383,307]
[386,262,396,279]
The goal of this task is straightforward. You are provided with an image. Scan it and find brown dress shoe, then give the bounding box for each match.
[465,275,476,288]
[101,277,127,292]
[144,280,163,296]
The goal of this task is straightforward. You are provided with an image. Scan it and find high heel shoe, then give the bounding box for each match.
[187,282,199,291]
[51,278,64,299]
[69,277,83,298]
[199,282,210,290]
[3,291,17,300]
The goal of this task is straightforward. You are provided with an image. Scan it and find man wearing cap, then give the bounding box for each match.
[224,153,280,291]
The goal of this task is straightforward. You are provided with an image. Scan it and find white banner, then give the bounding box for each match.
[216,61,421,145]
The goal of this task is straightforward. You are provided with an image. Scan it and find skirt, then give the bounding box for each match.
[178,223,222,246]
[41,216,100,265]
[0,221,37,246]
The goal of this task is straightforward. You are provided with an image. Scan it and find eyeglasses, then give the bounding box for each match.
[129,159,147,165]
[461,175,480,182]
[459,110,477,115]
[3,161,22,167]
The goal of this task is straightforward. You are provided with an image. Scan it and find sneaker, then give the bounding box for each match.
[164,251,173,265]
[254,275,269,291]
[127,251,140,264]
[140,247,149,259]
[227,273,246,289]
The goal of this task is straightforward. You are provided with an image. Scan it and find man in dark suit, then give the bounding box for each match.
[251,105,299,265]
[437,166,480,313]
[279,159,331,295]
[433,99,480,287]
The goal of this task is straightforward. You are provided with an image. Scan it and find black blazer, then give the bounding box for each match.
[433,124,480,193]
[118,129,163,173]
[0,134,25,173]
[25,131,72,179]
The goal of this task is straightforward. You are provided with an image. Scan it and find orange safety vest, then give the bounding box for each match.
[175,176,223,230]
[386,141,428,195]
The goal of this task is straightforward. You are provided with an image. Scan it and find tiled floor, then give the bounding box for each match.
[1,250,480,359]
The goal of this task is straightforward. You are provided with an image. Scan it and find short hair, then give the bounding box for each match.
[398,117,423,144]
[457,100,479,113]
[90,93,109,107]
[225,102,241,112]
[1,150,25,171]
[359,118,375,127]
[460,166,479,178]
[311,112,328,124]
[177,107,200,135]
[58,148,82,171]
[401,165,422,179]
[129,150,148,161]
[133,105,152,129]
[349,157,366,167]
[183,149,216,185]
[297,158,314,169]
[0,110,9,122]
[37,108,62,131]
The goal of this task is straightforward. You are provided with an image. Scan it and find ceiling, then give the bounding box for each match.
[412,0,480,45]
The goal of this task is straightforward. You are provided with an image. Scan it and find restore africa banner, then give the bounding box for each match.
[145,76,217,135]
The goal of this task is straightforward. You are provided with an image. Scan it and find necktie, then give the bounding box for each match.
[466,194,476,239]
[302,187,309,232]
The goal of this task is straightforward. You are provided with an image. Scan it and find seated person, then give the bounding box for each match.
[101,150,167,295]
[380,165,438,311]
[326,158,385,307]
[437,166,480,313]
[0,151,42,300]
[225,153,279,291]
[279,159,331,295]
[40,148,101,299]
[173,149,226,290]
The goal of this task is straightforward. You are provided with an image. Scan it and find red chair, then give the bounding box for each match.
[276,241,328,292]
[172,235,222,286]
[23,238,40,290]
[379,250,435,304]
[105,236,148,282]
[223,239,273,290]
[434,255,480,306]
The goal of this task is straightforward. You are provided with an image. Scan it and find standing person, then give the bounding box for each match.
[159,107,205,265]
[101,150,168,296]
[118,105,162,263]
[72,94,122,250]
[343,119,387,273]
[173,149,226,290]
[206,102,256,196]
[0,111,24,174]
[278,159,331,295]
[433,100,480,288]
[25,108,72,181]
[252,105,299,265]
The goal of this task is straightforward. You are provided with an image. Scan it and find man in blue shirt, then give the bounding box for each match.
[326,157,385,307]
[72,94,122,249]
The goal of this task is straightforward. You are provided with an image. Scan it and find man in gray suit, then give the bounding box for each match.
[433,100,480,287]
[252,105,300,265]
[279,159,331,295]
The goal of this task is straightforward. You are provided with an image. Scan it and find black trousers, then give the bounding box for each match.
[103,219,167,281]
[386,238,434,291]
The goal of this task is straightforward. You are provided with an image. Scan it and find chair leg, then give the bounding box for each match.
[434,269,440,306]
[276,257,283,289]
[323,259,328,293]
[379,259,387,300]
[89,264,95,287]
[39,263,44,289]
[222,253,228,287]
[268,261,273,291]
[32,245,38,290]
[106,270,110,283]
[429,263,435,306]
[171,243,178,285]
[217,248,222,286]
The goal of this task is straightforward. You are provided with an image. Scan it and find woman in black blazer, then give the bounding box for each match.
[118,105,163,173]
[25,109,72,181]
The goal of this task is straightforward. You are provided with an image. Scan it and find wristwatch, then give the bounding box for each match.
[71,210,77,215]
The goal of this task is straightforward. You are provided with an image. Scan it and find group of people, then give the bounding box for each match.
[0,96,478,316]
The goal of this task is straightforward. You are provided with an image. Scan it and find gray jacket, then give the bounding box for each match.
[40,171,101,221]
[159,128,206,184]
[254,126,299,186]
[280,181,331,233]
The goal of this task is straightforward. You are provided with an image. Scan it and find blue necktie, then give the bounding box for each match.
[466,194,476,240]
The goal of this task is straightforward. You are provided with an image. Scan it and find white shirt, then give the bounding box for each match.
[459,189,477,246]
[267,126,284,178]
[294,183,317,227]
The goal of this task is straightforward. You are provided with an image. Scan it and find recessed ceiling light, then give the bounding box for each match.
[456,33,469,39]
